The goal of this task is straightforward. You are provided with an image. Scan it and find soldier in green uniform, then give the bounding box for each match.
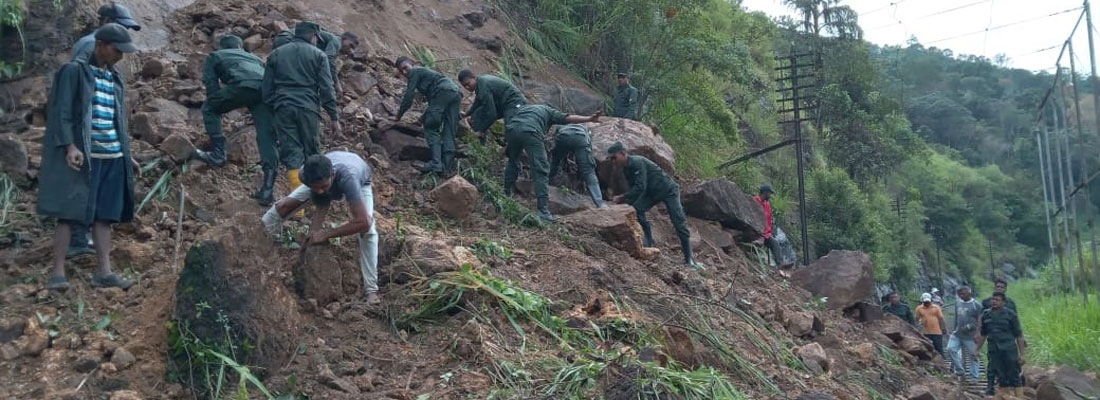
[608,143,702,269]
[548,124,605,208]
[504,105,602,221]
[274,28,358,95]
[262,21,340,193]
[977,278,1020,395]
[613,72,639,120]
[457,70,527,141]
[193,35,278,205]
[881,292,915,325]
[975,292,1026,399]
[393,56,463,174]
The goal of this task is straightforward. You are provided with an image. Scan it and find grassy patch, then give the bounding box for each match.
[458,137,544,228]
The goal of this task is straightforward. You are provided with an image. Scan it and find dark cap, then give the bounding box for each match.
[295,21,321,37]
[94,23,138,53]
[97,3,141,31]
[607,141,626,156]
[218,34,243,50]
[617,71,630,78]
[760,184,774,194]
[273,30,293,49]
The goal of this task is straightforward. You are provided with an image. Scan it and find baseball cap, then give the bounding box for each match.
[607,142,626,157]
[760,184,774,194]
[920,293,932,303]
[617,71,629,77]
[98,3,141,31]
[94,23,138,53]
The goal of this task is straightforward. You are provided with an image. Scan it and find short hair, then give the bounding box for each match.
[957,285,971,293]
[301,155,334,185]
[994,278,1008,287]
[458,69,475,83]
[991,292,1006,301]
[341,31,359,45]
[393,56,412,68]
[887,292,898,299]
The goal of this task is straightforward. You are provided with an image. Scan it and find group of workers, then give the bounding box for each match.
[883,280,1026,398]
[36,2,702,304]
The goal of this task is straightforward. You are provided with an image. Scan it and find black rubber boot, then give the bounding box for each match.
[641,226,655,247]
[252,164,277,206]
[194,136,227,167]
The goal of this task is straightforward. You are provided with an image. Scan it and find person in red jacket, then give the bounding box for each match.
[753,184,781,264]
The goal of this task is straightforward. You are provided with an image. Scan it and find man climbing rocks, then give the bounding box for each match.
[978,278,1020,395]
[274,28,358,95]
[613,72,639,120]
[458,70,527,140]
[505,105,602,221]
[40,24,139,291]
[881,292,915,325]
[916,292,947,356]
[393,56,462,175]
[948,286,982,380]
[976,292,1026,399]
[263,21,340,201]
[194,35,278,205]
[548,124,605,208]
[753,184,782,265]
[262,152,379,305]
[71,3,141,61]
[66,2,142,259]
[608,143,702,269]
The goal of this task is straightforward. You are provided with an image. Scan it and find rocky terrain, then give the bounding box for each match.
[2,1,1099,400]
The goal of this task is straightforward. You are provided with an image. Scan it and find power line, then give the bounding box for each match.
[862,0,910,16]
[925,6,1083,46]
[867,0,992,31]
[1012,44,1064,59]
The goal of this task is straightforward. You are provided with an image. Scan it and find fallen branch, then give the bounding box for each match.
[171,183,185,271]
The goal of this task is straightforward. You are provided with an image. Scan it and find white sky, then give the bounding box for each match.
[739,0,1099,72]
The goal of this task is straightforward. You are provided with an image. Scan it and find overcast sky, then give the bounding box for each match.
[739,0,1098,72]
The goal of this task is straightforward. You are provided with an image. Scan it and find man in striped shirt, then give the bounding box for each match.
[39,24,140,291]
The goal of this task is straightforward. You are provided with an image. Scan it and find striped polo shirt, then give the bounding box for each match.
[90,65,123,159]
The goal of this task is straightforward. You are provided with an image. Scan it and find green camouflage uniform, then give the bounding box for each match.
[980,307,1023,388]
[613,83,639,120]
[623,155,691,261]
[202,46,276,167]
[467,74,527,132]
[397,66,462,173]
[549,124,603,207]
[261,36,337,169]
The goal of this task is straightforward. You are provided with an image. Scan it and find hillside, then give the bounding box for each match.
[0,0,1055,399]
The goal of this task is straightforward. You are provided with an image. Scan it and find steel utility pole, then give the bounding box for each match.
[775,52,818,265]
[1037,131,1057,272]
[1058,78,1088,303]
[1044,124,1068,292]
[1054,98,1078,294]
[1068,42,1095,304]
[1082,0,1100,309]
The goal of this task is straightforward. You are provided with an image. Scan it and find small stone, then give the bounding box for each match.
[852,343,875,362]
[73,357,99,373]
[100,362,118,374]
[62,333,82,350]
[0,317,27,343]
[794,342,830,375]
[429,176,480,219]
[140,58,166,79]
[160,133,196,163]
[1,343,20,360]
[98,287,125,300]
[109,389,141,400]
[111,347,136,370]
[353,373,375,391]
[14,317,48,356]
[905,385,936,400]
[322,309,334,319]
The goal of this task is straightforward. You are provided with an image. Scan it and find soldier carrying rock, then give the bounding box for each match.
[458,70,527,141]
[392,56,463,175]
[548,124,606,209]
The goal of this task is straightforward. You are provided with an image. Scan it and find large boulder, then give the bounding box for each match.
[680,179,766,240]
[794,342,830,374]
[430,176,480,219]
[386,235,479,284]
[295,240,366,306]
[370,127,429,161]
[586,118,676,196]
[521,81,604,115]
[790,250,874,311]
[1023,365,1052,389]
[1036,366,1100,400]
[563,205,657,260]
[514,181,595,215]
[160,133,196,163]
[172,213,305,394]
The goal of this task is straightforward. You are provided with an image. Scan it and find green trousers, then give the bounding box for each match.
[273,105,321,169]
[423,89,462,173]
[202,85,277,167]
[633,188,692,262]
[504,129,550,211]
[549,133,603,206]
